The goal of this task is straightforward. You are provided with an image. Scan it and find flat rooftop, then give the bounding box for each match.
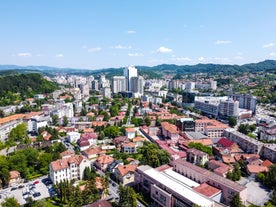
[142,167,214,207]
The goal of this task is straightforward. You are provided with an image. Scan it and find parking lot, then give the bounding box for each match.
[0,176,55,205]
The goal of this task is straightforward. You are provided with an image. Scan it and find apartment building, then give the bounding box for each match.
[195,119,229,138]
[135,165,215,207]
[172,159,247,205]
[0,114,25,142]
[186,148,209,166]
[49,154,90,184]
[224,128,263,154]
[261,144,276,163]
[161,122,179,145]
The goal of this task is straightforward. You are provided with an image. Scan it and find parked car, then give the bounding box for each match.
[33,192,41,197]
[33,180,39,185]
[18,184,25,189]
[11,187,17,191]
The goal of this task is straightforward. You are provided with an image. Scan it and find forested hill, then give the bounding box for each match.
[0,59,275,78]
[0,73,58,106]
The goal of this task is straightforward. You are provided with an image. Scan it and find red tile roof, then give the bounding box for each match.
[218,137,234,148]
[193,182,221,197]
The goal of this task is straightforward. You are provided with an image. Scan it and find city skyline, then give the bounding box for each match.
[1,1,276,69]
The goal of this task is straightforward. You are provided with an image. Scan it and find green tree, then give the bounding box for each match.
[52,114,59,126]
[104,126,119,138]
[145,116,151,126]
[63,116,68,127]
[118,184,138,207]
[0,155,10,187]
[139,142,170,168]
[229,117,237,127]
[8,123,29,143]
[230,194,245,207]
[1,197,20,207]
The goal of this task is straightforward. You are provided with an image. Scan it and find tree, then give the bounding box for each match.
[118,184,138,207]
[8,123,29,143]
[0,155,9,187]
[52,114,59,126]
[139,142,170,168]
[229,117,237,127]
[62,116,68,127]
[145,116,151,126]
[1,197,20,207]
[104,126,119,138]
[230,194,245,207]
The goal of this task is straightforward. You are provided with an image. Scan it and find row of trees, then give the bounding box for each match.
[0,142,66,187]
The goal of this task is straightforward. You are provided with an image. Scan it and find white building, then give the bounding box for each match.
[102,87,111,98]
[0,114,25,142]
[124,66,138,91]
[51,103,74,119]
[49,154,90,184]
[67,132,81,143]
[27,116,48,134]
[112,76,126,93]
[218,98,239,118]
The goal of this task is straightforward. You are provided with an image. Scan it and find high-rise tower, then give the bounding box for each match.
[124,66,138,91]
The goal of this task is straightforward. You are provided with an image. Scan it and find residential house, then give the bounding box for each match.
[186,148,209,166]
[67,131,81,143]
[208,160,233,177]
[49,154,90,184]
[121,142,137,154]
[83,146,106,160]
[94,155,114,171]
[114,164,138,186]
[133,137,147,147]
[125,128,136,139]
[9,171,21,187]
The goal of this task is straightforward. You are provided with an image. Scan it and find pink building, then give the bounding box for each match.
[172,159,247,205]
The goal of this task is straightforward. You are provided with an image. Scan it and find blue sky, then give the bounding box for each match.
[1,1,276,69]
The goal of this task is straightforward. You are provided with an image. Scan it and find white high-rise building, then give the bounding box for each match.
[112,76,126,93]
[124,66,138,91]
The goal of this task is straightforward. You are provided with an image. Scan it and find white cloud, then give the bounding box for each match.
[55,54,64,58]
[215,40,232,45]
[198,56,231,63]
[198,56,205,61]
[128,53,143,57]
[127,30,136,34]
[113,44,132,49]
[170,57,192,62]
[263,43,275,48]
[17,52,32,57]
[269,52,276,57]
[88,47,102,52]
[157,46,173,53]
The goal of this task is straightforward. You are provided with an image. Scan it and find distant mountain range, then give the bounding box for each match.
[0,59,275,78]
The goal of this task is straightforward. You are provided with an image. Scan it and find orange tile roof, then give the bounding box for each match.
[91,121,107,127]
[96,155,114,165]
[161,122,178,134]
[117,164,137,177]
[60,150,75,158]
[247,165,268,174]
[122,142,136,148]
[83,128,94,133]
[133,137,146,142]
[50,155,87,171]
[0,114,25,125]
[262,160,273,168]
[84,146,106,156]
[193,183,221,198]
[222,155,236,164]
[23,111,43,120]
[9,170,20,179]
[189,138,213,146]
[125,128,136,133]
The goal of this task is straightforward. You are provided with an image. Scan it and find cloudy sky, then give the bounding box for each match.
[1,1,276,69]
